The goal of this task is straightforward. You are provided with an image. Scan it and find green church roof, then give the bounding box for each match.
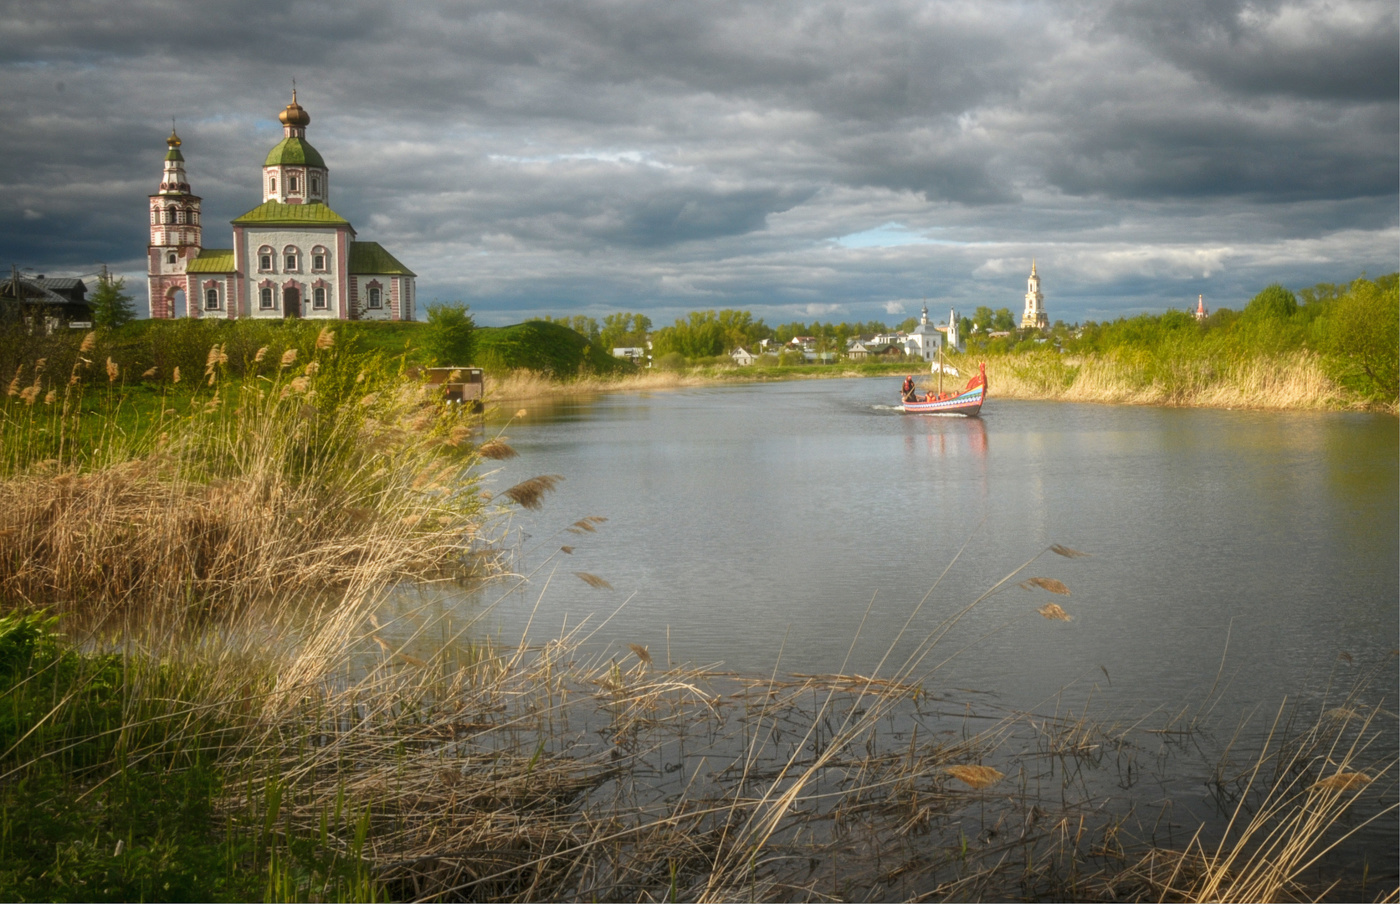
[349,241,415,277]
[263,137,326,168]
[231,201,351,227]
[187,249,235,272]
[165,148,184,162]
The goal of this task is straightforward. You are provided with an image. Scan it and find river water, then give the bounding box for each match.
[400,377,1397,879]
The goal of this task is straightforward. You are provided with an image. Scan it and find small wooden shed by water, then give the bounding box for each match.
[426,367,484,409]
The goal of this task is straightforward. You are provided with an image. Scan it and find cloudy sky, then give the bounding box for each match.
[2,0,1395,326]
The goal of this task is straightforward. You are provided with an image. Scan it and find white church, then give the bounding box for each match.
[902,303,963,362]
[147,92,416,321]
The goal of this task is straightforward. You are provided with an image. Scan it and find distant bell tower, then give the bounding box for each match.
[1195,294,1208,322]
[147,129,203,318]
[1021,259,1047,330]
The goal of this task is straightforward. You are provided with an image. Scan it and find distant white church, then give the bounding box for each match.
[902,304,963,362]
[147,92,416,321]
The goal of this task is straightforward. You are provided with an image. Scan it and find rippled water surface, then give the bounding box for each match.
[393,377,1397,872]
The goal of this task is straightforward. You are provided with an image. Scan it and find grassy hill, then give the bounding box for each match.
[475,320,635,377]
[9,317,633,383]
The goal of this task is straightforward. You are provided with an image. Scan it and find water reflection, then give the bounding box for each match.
[903,414,988,459]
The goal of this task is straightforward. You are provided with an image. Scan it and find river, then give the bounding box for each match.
[395,377,1397,882]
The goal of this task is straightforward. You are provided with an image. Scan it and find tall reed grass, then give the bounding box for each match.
[0,327,497,628]
[974,349,1360,411]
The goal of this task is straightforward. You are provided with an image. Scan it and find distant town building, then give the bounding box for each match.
[147,91,416,321]
[1195,294,1208,322]
[730,347,756,366]
[1021,260,1048,330]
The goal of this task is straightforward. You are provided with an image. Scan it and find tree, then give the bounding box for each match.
[600,312,652,350]
[1317,277,1399,403]
[422,303,477,365]
[1243,284,1298,321]
[90,274,135,329]
[992,308,1016,331]
[972,306,995,334]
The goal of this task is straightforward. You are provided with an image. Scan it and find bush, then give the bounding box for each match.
[421,302,476,366]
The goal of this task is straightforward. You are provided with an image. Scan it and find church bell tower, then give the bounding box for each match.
[1021,260,1048,330]
[147,129,203,318]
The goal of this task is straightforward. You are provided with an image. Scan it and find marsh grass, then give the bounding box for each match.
[978,348,1358,410]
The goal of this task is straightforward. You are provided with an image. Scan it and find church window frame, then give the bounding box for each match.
[269,176,276,194]
[312,286,328,310]
[283,246,299,272]
[258,246,275,272]
[259,286,275,310]
[289,174,299,193]
[204,287,220,311]
[367,286,382,310]
[166,251,178,266]
[311,246,328,272]
[310,176,319,194]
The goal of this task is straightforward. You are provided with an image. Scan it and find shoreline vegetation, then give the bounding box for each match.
[484,349,1377,413]
[0,293,1394,899]
[481,273,1396,414]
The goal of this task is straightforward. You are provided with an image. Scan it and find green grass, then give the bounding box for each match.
[0,613,378,903]
[475,320,636,377]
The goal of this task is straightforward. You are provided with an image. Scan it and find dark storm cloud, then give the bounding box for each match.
[0,0,1393,324]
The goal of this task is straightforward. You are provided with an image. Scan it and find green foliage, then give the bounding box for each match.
[992,308,1017,331]
[542,314,600,344]
[1244,284,1299,321]
[475,320,634,377]
[599,312,652,350]
[89,275,136,329]
[0,615,376,902]
[421,302,477,366]
[654,351,686,371]
[651,309,771,359]
[1314,277,1399,403]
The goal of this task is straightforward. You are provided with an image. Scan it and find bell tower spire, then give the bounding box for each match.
[147,127,203,318]
[1020,259,1048,330]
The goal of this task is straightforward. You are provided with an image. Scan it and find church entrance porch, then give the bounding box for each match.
[283,286,300,318]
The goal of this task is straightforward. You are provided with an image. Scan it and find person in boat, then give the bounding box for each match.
[901,375,915,401]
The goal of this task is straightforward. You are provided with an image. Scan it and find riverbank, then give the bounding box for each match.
[486,351,1395,414]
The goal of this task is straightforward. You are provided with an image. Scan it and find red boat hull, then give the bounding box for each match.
[900,362,987,416]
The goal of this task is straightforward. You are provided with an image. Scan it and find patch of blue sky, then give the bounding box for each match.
[834,222,928,248]
[834,223,984,249]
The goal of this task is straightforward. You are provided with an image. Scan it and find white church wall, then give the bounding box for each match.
[239,227,343,319]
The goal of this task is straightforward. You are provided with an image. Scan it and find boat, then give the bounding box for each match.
[900,360,987,416]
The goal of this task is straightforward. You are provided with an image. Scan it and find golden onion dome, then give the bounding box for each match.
[166,129,182,148]
[278,89,311,128]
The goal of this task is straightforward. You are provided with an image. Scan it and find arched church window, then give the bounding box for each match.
[166,252,177,265]
[313,287,327,309]
[270,177,276,194]
[259,247,274,272]
[289,175,299,192]
[367,287,382,309]
[312,247,328,271]
[284,247,298,271]
[260,287,274,309]
[205,288,219,310]
[311,176,319,194]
